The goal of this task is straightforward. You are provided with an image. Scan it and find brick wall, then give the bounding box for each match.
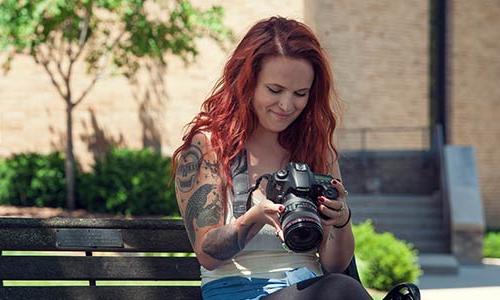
[304,0,430,140]
[0,0,304,169]
[1,0,499,228]
[449,0,500,228]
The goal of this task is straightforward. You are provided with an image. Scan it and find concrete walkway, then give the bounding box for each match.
[418,258,500,299]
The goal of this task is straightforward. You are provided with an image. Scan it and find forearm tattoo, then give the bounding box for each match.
[202,223,254,260]
[184,184,221,245]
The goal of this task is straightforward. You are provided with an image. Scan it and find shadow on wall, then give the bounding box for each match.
[132,61,169,154]
[79,108,126,162]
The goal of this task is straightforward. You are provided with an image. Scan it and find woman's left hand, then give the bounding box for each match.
[317,178,350,227]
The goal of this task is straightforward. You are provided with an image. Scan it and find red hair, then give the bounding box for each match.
[173,16,339,201]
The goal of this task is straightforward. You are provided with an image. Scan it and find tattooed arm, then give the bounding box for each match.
[175,133,283,270]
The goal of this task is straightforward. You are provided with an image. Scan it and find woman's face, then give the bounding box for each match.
[252,56,314,134]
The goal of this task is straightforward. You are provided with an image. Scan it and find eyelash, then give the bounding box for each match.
[267,87,307,97]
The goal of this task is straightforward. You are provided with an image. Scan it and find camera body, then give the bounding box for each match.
[266,162,339,252]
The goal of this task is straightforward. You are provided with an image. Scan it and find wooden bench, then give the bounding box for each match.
[0,217,362,300]
[0,218,201,300]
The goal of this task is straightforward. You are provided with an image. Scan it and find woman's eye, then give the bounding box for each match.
[267,87,281,94]
[295,92,307,97]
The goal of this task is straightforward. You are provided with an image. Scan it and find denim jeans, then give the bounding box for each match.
[201,267,318,300]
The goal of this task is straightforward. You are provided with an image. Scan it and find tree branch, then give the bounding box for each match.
[73,29,127,107]
[46,40,68,90]
[71,9,90,63]
[33,50,67,102]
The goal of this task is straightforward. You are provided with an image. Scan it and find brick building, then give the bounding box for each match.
[0,0,499,228]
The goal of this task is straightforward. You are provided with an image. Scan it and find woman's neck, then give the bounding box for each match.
[248,126,280,149]
[246,126,289,163]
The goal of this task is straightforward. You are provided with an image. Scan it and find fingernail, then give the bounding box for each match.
[279,205,285,212]
[318,197,325,203]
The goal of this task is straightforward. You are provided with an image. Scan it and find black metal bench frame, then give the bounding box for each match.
[0,217,360,300]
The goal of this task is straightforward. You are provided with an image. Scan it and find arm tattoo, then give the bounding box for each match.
[202,223,254,260]
[176,144,203,192]
[203,159,219,177]
[184,184,221,245]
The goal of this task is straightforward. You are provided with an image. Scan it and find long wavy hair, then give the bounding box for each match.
[173,16,339,203]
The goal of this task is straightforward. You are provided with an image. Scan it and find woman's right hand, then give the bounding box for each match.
[247,191,285,241]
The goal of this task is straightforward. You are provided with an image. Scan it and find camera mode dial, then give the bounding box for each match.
[277,169,288,179]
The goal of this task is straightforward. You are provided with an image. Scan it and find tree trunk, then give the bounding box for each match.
[65,103,76,210]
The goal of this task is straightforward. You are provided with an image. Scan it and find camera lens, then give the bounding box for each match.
[280,194,323,252]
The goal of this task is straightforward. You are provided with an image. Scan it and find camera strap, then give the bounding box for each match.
[230,149,250,218]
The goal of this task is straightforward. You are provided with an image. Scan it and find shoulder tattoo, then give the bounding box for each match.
[176,143,203,192]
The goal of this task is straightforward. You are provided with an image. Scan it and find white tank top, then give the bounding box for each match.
[200,190,322,285]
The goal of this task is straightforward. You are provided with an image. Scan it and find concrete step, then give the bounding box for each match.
[353,207,443,214]
[418,254,459,274]
[377,228,448,239]
[349,193,450,254]
[352,216,444,228]
[349,194,440,206]
[411,241,450,254]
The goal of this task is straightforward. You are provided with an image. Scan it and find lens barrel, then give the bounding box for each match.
[280,194,323,252]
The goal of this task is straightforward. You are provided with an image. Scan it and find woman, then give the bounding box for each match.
[173,16,372,300]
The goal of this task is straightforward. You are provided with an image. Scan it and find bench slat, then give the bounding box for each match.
[0,286,201,300]
[0,227,193,252]
[0,218,186,230]
[0,256,201,280]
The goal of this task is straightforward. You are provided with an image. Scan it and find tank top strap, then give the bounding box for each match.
[230,149,250,218]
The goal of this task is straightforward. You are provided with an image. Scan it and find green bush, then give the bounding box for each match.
[79,148,178,216]
[353,220,422,291]
[484,231,500,258]
[0,152,67,207]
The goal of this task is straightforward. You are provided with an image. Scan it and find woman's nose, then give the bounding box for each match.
[278,96,293,112]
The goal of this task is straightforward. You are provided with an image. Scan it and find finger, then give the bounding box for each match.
[275,228,284,241]
[265,204,285,214]
[331,179,348,199]
[318,204,337,219]
[319,199,347,216]
[267,215,284,241]
[319,205,348,226]
[318,196,343,210]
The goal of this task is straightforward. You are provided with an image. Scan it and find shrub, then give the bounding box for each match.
[353,220,422,291]
[484,231,500,258]
[79,148,178,216]
[0,152,67,207]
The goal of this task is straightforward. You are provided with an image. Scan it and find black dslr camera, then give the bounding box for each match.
[266,162,339,252]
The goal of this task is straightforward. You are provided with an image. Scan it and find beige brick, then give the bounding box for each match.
[450,0,500,228]
[0,0,499,228]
